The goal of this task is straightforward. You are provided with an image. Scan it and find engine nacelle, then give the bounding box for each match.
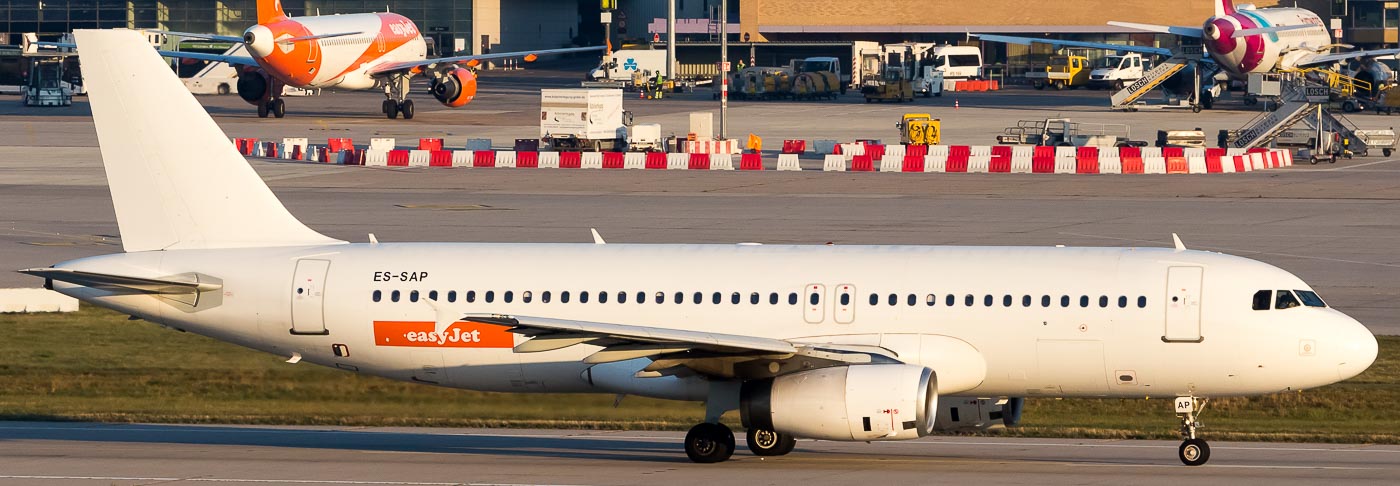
[236,69,270,105]
[741,364,936,441]
[431,68,477,107]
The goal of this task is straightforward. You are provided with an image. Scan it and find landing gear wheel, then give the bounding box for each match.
[685,423,735,463]
[383,100,398,119]
[270,99,286,118]
[746,428,796,456]
[257,101,270,118]
[1179,438,1210,466]
[400,99,415,120]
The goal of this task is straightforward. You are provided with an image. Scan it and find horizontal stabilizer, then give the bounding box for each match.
[277,31,362,45]
[1233,25,1311,38]
[19,268,221,294]
[1108,21,1204,38]
[147,30,246,44]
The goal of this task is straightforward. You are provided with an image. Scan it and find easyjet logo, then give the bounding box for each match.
[373,320,513,348]
[388,20,418,37]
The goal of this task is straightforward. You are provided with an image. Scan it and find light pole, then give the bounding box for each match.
[719,0,727,140]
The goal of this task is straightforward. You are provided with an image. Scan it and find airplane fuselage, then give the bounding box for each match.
[242,12,426,90]
[53,243,1375,402]
[1203,7,1331,77]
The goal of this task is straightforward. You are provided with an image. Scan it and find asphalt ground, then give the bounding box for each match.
[1,422,1397,485]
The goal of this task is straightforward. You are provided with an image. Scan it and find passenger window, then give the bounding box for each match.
[907,294,916,306]
[869,293,878,305]
[712,292,721,304]
[1138,296,1147,308]
[1275,290,1301,310]
[466,290,476,303]
[1079,295,1089,308]
[504,291,513,303]
[542,291,552,303]
[1060,295,1070,307]
[983,295,993,307]
[693,292,702,304]
[1118,296,1127,308]
[1042,295,1051,307]
[676,292,684,304]
[1251,290,1271,311]
[1022,295,1032,307]
[888,294,898,306]
[428,290,438,301]
[1002,295,1012,307]
[750,292,760,304]
[1295,290,1326,307]
[1099,295,1108,308]
[484,291,494,303]
[788,292,798,305]
[656,291,665,304]
[730,292,740,304]
[391,290,401,302]
[410,290,420,303]
[618,291,627,304]
[561,291,571,303]
[926,294,936,306]
[597,291,607,304]
[581,291,591,304]
[373,290,382,302]
[964,294,974,306]
[843,293,853,306]
[770,293,779,305]
[809,292,820,306]
[447,290,457,303]
[636,291,646,304]
[523,291,532,303]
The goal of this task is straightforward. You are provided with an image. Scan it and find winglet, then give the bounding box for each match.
[591,228,606,245]
[1172,233,1186,252]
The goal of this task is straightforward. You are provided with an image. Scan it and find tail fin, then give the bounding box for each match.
[73,29,343,252]
[258,0,288,24]
[1216,0,1236,17]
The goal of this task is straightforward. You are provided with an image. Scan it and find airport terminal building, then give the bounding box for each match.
[0,1,1396,63]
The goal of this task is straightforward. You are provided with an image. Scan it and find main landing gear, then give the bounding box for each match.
[1175,396,1211,466]
[682,423,797,462]
[746,427,797,456]
[383,73,414,120]
[257,98,285,118]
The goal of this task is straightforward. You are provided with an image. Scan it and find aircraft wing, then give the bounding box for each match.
[461,313,899,379]
[975,34,1172,57]
[1107,21,1204,38]
[1296,48,1400,67]
[158,50,260,68]
[367,46,605,76]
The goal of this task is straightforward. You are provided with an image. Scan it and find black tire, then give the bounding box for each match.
[1385,149,1392,157]
[401,99,415,120]
[1113,81,1124,90]
[1343,101,1358,113]
[1179,439,1210,466]
[271,99,286,118]
[257,101,270,118]
[685,423,735,464]
[382,99,397,119]
[1310,157,1320,165]
[746,428,797,457]
[1053,80,1065,90]
[217,84,230,95]
[1034,82,1045,90]
[1192,104,1203,113]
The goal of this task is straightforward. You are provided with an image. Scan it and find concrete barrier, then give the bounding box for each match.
[777,153,801,171]
[407,150,430,167]
[496,151,517,168]
[879,155,902,172]
[581,152,604,169]
[667,153,689,170]
[1144,154,1168,174]
[1010,145,1033,173]
[0,288,79,313]
[450,150,472,167]
[1053,146,1076,174]
[365,150,388,166]
[1185,148,1208,174]
[885,144,906,157]
[1098,148,1122,174]
[539,151,561,168]
[369,138,396,151]
[624,152,646,169]
[823,154,846,171]
[709,154,735,170]
[925,145,949,172]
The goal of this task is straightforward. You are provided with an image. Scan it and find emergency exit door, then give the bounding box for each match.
[1163,266,1203,342]
[290,259,330,335]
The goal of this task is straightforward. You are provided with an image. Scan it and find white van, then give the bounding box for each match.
[930,45,983,80]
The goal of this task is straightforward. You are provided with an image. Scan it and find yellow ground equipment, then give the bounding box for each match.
[791,70,840,100]
[1028,54,1090,90]
[897,113,941,145]
[863,65,914,103]
[734,67,794,100]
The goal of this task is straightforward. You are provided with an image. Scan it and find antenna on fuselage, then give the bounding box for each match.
[1172,233,1187,252]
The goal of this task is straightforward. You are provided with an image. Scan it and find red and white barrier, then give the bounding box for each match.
[624,152,646,169]
[495,151,517,168]
[777,154,801,171]
[925,145,949,172]
[685,139,740,154]
[369,138,395,152]
[823,154,846,172]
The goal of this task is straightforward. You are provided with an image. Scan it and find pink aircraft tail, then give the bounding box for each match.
[1216,0,1236,17]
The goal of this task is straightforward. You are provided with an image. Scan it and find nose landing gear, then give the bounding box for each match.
[1175,396,1211,466]
[383,73,415,120]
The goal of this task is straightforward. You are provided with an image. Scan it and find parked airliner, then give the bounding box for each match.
[29,29,1378,466]
[156,0,601,119]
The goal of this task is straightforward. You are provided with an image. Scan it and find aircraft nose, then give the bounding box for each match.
[1335,313,1378,381]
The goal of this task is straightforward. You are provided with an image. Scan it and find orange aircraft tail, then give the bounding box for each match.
[258,0,288,24]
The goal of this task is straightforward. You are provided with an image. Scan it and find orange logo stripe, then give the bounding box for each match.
[373,320,514,348]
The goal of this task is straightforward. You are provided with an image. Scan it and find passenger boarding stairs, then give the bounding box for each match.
[1111,45,1205,110]
[1229,75,1368,153]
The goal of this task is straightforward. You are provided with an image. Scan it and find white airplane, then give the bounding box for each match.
[31,29,1378,466]
[154,0,601,119]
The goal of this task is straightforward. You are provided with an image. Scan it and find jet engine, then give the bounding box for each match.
[740,364,936,441]
[236,69,270,105]
[430,68,478,107]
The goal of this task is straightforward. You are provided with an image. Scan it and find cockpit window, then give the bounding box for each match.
[1275,290,1301,310]
[1295,290,1327,308]
[1252,290,1272,310]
